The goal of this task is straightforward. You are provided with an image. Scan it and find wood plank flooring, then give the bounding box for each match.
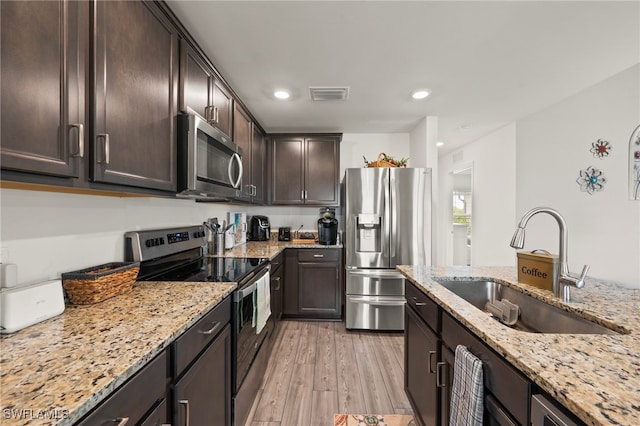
[245,320,413,426]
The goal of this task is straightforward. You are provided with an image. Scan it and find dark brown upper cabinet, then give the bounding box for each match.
[179,40,233,140]
[232,103,267,204]
[251,125,267,205]
[270,134,341,206]
[91,0,178,192]
[233,103,253,202]
[1,0,86,178]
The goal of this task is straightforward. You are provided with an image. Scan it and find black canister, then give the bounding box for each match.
[317,217,338,245]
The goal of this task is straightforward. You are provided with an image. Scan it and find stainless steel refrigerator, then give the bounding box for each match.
[344,167,431,330]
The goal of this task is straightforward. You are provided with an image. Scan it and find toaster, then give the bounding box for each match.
[249,215,270,241]
[278,227,291,241]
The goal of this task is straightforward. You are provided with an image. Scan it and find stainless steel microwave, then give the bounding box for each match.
[178,112,243,200]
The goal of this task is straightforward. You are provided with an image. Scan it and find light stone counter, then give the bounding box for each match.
[397,265,640,426]
[0,281,235,426]
[209,239,343,260]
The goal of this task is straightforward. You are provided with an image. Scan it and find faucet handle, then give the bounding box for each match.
[575,264,590,289]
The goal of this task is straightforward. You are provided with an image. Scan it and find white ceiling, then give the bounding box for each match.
[166,1,639,155]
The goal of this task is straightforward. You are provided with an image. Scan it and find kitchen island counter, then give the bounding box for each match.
[0,281,236,426]
[398,265,640,426]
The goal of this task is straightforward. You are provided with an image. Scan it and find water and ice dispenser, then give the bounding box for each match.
[355,214,382,253]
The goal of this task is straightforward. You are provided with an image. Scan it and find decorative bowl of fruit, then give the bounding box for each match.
[363,153,408,168]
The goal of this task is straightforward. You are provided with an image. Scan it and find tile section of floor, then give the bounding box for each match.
[246,320,413,426]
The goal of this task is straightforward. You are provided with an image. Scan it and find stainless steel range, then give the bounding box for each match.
[124,225,271,426]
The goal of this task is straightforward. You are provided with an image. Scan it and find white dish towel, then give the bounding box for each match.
[253,271,271,334]
[449,344,484,426]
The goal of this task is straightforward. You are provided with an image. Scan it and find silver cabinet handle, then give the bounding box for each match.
[113,418,129,426]
[313,254,324,258]
[428,351,437,374]
[412,296,427,307]
[273,276,281,290]
[69,123,84,157]
[97,133,110,164]
[211,106,219,124]
[204,106,211,122]
[178,399,190,426]
[436,361,446,387]
[199,321,221,335]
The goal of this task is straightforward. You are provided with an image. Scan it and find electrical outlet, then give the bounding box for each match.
[0,247,8,263]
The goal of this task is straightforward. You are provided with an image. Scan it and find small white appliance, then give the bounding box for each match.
[0,279,65,333]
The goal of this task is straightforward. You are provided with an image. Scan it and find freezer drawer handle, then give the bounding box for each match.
[349,297,406,306]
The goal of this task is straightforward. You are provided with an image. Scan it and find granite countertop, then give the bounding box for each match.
[0,281,236,426]
[397,265,640,426]
[210,239,343,260]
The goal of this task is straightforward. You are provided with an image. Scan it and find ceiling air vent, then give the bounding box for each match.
[309,87,349,101]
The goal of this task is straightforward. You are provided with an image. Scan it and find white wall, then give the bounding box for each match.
[516,64,640,287]
[0,189,231,286]
[339,133,410,178]
[439,123,517,267]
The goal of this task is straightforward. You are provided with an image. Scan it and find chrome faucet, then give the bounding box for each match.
[510,207,589,302]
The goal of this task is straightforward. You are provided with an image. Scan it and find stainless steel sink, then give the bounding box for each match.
[433,279,620,335]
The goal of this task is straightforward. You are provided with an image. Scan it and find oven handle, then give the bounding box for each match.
[234,265,270,301]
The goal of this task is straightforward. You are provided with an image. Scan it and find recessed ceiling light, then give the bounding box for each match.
[436,141,444,147]
[460,123,473,131]
[274,90,290,100]
[411,90,430,100]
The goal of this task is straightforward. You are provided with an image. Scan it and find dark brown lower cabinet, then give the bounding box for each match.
[75,350,170,425]
[173,324,232,426]
[283,249,342,319]
[405,280,533,426]
[405,305,440,426]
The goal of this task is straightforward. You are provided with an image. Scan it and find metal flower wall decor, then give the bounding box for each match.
[577,166,607,195]
[630,125,640,200]
[590,139,612,159]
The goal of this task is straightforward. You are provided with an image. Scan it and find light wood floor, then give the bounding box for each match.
[245,320,413,426]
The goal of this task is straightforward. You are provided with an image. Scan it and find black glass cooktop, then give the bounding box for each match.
[139,256,268,283]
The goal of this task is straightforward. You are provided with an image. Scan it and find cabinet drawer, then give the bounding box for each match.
[298,249,340,262]
[173,296,231,377]
[405,281,440,333]
[76,350,169,426]
[271,252,284,272]
[441,313,530,425]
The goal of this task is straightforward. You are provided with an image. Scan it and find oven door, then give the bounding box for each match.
[178,112,243,200]
[232,266,269,392]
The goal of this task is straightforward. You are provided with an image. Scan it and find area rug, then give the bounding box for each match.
[334,414,415,426]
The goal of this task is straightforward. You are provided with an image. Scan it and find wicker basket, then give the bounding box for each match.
[61,262,140,305]
[367,152,398,168]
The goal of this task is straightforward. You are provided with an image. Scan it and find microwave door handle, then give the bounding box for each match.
[228,153,243,189]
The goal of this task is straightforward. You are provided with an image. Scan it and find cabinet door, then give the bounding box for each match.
[298,261,341,316]
[305,137,340,205]
[270,262,284,321]
[1,0,84,177]
[92,0,178,191]
[212,79,233,138]
[179,40,213,120]
[174,324,232,426]
[251,125,267,204]
[283,249,300,315]
[405,306,439,426]
[233,103,253,201]
[271,137,305,205]
[440,346,455,426]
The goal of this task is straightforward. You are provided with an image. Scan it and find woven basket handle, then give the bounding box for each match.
[377,152,387,161]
